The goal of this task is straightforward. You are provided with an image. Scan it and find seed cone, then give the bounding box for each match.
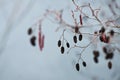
[30,36,36,46]
[93,57,99,63]
[108,61,112,69]
[66,42,70,48]
[61,46,65,54]
[76,63,80,71]
[28,28,32,35]
[82,61,86,67]
[79,34,82,41]
[73,35,77,43]
[58,40,61,47]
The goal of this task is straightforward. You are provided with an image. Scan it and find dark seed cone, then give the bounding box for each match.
[99,27,105,33]
[61,46,65,54]
[110,30,114,36]
[66,42,70,48]
[94,31,97,34]
[28,28,32,35]
[108,61,112,69]
[58,40,61,47]
[82,61,87,67]
[99,36,104,42]
[105,36,110,43]
[99,35,110,43]
[76,63,80,71]
[79,34,82,41]
[73,35,77,43]
[93,50,99,57]
[103,47,107,54]
[93,57,99,63]
[30,36,36,46]
[105,53,114,60]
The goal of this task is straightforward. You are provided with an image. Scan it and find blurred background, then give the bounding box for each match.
[0,0,120,80]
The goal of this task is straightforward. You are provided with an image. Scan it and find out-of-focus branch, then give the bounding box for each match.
[0,0,22,54]
[0,0,35,54]
[14,0,36,27]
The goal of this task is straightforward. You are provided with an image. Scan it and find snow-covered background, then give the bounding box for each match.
[0,0,120,80]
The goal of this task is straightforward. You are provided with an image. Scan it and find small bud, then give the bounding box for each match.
[75,27,79,33]
[76,63,80,71]
[73,35,77,43]
[61,46,65,54]
[58,40,61,47]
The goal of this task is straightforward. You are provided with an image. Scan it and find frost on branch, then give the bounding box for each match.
[27,0,120,71]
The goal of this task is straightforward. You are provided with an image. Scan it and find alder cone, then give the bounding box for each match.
[76,63,80,71]
[105,53,114,60]
[99,36,104,42]
[73,35,77,43]
[93,57,98,63]
[66,42,70,48]
[28,28,32,35]
[110,29,114,36]
[58,40,61,47]
[108,61,112,69]
[30,36,36,46]
[105,36,110,43]
[99,27,105,33]
[61,46,64,54]
[103,47,107,54]
[82,61,86,67]
[79,34,82,41]
[93,50,99,57]
[99,34,110,43]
